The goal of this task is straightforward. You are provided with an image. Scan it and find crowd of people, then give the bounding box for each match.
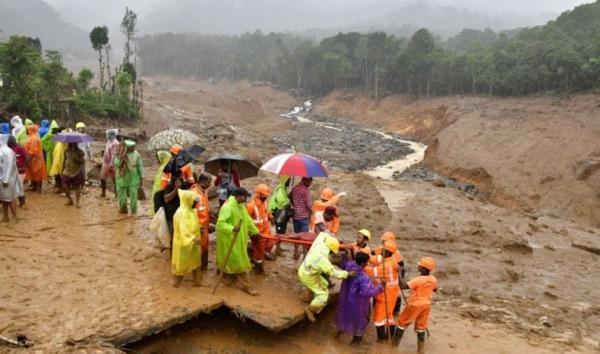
[0,116,438,352]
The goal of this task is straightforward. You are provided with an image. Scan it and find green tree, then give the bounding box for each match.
[0,36,42,117]
[40,50,72,115]
[90,26,109,89]
[76,68,94,92]
[121,7,138,65]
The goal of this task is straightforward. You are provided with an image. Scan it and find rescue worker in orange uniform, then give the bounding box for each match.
[160,144,195,190]
[366,240,400,341]
[247,184,276,275]
[191,173,212,271]
[393,257,438,354]
[309,188,346,235]
[351,229,372,258]
[371,231,405,316]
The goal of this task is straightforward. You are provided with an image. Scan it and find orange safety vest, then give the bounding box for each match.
[247,197,272,235]
[309,199,340,234]
[160,163,195,189]
[191,184,210,227]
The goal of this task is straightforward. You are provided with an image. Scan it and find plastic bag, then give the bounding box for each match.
[149,207,171,249]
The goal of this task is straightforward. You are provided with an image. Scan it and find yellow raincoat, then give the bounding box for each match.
[298,232,348,311]
[172,190,201,276]
[49,142,66,177]
[150,151,171,215]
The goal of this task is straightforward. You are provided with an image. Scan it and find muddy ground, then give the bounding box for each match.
[1,77,599,353]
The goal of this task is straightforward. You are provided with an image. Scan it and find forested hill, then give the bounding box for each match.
[136,0,600,97]
[0,0,90,56]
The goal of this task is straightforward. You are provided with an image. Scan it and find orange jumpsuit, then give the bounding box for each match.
[369,246,403,266]
[351,243,372,257]
[397,275,438,331]
[160,163,195,189]
[247,197,276,263]
[191,184,210,252]
[309,197,340,234]
[24,125,47,182]
[366,257,400,327]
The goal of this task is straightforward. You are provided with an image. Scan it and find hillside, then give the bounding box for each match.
[0,0,90,56]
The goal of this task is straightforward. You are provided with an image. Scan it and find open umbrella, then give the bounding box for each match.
[260,152,327,177]
[53,132,92,143]
[204,154,259,180]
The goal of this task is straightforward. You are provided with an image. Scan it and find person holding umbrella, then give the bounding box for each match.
[61,143,85,208]
[113,140,144,215]
[214,160,240,207]
[216,187,259,295]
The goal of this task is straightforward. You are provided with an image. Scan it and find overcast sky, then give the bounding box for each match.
[44,0,594,31]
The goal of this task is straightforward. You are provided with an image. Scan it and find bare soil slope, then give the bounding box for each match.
[317,91,600,227]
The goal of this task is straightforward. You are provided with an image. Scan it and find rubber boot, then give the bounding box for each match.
[253,261,265,275]
[301,289,313,303]
[239,273,258,296]
[392,326,405,346]
[376,326,387,342]
[417,331,426,354]
[172,275,183,288]
[304,305,318,322]
[200,250,209,271]
[192,269,203,287]
[350,336,363,346]
[388,325,396,338]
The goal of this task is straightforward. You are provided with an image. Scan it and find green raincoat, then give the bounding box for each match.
[41,120,59,174]
[150,151,171,215]
[216,195,259,274]
[113,145,144,214]
[268,176,291,213]
[172,190,201,276]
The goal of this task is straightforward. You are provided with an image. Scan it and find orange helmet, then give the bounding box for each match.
[383,240,398,254]
[320,188,334,201]
[255,183,271,197]
[418,257,436,271]
[170,144,183,155]
[382,232,396,242]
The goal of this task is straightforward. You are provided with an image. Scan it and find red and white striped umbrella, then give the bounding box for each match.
[260,153,328,177]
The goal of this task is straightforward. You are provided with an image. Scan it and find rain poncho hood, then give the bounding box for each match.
[172,189,201,276]
[10,116,24,142]
[150,151,172,214]
[0,123,10,135]
[216,195,259,274]
[268,175,291,212]
[106,128,118,140]
[39,119,50,138]
[335,257,383,336]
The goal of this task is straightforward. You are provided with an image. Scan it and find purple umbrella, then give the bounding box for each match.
[53,132,92,143]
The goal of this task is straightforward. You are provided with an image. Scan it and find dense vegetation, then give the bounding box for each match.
[137,1,600,97]
[0,9,141,121]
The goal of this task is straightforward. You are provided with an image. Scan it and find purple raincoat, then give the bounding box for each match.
[335,258,383,336]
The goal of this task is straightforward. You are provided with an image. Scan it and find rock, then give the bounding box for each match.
[539,316,552,327]
[575,159,600,180]
[543,291,558,300]
[448,342,458,349]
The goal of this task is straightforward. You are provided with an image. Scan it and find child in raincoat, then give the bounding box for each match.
[172,189,202,287]
[216,188,259,295]
[113,140,144,214]
[298,233,353,322]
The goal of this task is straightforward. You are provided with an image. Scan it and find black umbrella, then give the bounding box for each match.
[165,145,206,175]
[204,154,259,180]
